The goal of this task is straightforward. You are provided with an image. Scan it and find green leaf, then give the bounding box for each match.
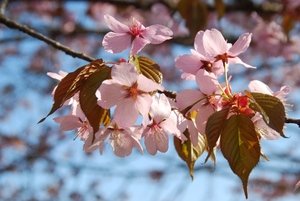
[220,114,260,199]
[79,66,111,139]
[174,129,207,180]
[177,0,208,38]
[137,56,163,84]
[205,107,230,163]
[249,92,286,137]
[39,59,105,123]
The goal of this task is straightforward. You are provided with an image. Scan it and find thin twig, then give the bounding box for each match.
[0,14,95,62]
[285,117,300,127]
[0,0,8,15]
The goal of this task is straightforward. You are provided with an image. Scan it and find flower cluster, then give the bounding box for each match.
[48,14,290,160]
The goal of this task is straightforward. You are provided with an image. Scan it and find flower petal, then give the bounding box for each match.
[136,93,152,126]
[114,98,139,127]
[137,74,164,92]
[196,69,220,94]
[203,29,228,56]
[130,37,150,55]
[97,80,126,109]
[104,14,130,33]
[111,63,138,86]
[102,32,131,54]
[195,105,214,135]
[175,54,202,74]
[144,24,173,44]
[228,33,252,56]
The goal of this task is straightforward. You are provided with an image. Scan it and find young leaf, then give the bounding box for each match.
[137,56,163,84]
[205,107,230,163]
[79,66,111,138]
[220,114,260,199]
[39,59,105,123]
[249,92,286,137]
[174,129,207,180]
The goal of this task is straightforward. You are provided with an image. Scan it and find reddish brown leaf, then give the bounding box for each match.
[220,114,260,198]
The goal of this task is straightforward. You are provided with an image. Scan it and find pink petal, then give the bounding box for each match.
[114,98,139,127]
[144,25,173,44]
[228,33,252,56]
[137,74,164,92]
[253,116,280,140]
[294,181,300,192]
[203,29,228,56]
[274,86,291,100]
[102,32,132,54]
[136,93,152,126]
[150,94,171,122]
[195,105,215,135]
[248,80,273,95]
[104,14,130,33]
[229,57,256,68]
[144,128,168,155]
[188,119,199,146]
[160,118,185,140]
[175,54,202,74]
[130,37,150,55]
[54,115,83,131]
[97,80,126,109]
[194,30,207,56]
[196,69,219,94]
[111,63,138,86]
[176,89,203,111]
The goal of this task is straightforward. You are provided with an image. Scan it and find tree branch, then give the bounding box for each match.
[285,117,300,127]
[0,14,95,62]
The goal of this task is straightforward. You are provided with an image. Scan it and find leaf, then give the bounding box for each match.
[137,56,163,84]
[249,92,286,137]
[214,0,225,19]
[177,0,208,38]
[220,114,260,199]
[39,59,105,123]
[79,66,111,139]
[174,129,207,180]
[205,107,230,163]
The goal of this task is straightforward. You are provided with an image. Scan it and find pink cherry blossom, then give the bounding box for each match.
[53,97,92,140]
[96,62,164,128]
[175,30,224,78]
[84,122,143,157]
[143,94,186,155]
[202,28,255,68]
[102,14,173,55]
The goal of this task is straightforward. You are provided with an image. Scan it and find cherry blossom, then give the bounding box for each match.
[85,121,143,157]
[102,14,173,55]
[96,62,164,128]
[143,94,185,155]
[53,95,92,140]
[202,28,255,69]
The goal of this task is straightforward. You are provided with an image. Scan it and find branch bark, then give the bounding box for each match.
[285,117,300,127]
[0,14,95,62]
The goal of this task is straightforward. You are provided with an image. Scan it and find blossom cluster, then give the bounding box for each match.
[48,14,290,158]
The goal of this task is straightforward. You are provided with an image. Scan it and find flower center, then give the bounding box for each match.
[130,18,143,37]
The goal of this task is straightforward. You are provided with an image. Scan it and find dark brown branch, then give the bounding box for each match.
[285,118,300,127]
[0,14,95,62]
